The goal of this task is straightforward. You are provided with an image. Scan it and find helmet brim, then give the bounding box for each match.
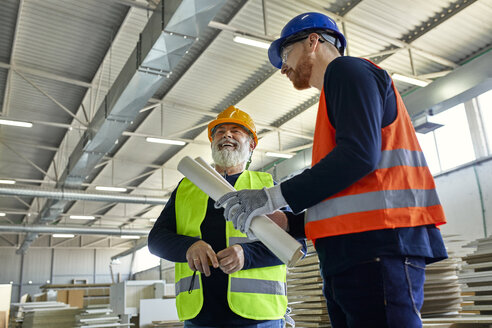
[268,37,287,69]
[207,118,258,147]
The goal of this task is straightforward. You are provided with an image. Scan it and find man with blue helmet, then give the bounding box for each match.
[216,12,448,328]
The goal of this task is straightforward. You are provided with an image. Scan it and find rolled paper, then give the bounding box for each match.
[178,156,304,266]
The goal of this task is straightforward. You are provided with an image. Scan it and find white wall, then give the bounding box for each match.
[436,159,492,240]
[0,247,132,303]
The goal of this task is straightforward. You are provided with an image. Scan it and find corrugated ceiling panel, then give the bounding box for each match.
[412,0,492,63]
[14,0,128,82]
[8,73,86,124]
[0,0,19,63]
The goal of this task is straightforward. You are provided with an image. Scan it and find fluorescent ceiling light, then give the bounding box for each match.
[265,152,294,159]
[95,186,127,192]
[0,213,5,217]
[121,235,140,239]
[146,137,186,146]
[392,73,429,87]
[0,118,33,128]
[69,215,95,220]
[0,179,16,184]
[233,35,271,49]
[53,234,75,238]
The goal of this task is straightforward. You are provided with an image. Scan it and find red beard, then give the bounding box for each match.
[291,54,313,90]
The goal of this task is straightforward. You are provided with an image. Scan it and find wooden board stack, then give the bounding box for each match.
[421,235,468,317]
[459,236,492,314]
[40,283,111,307]
[287,241,330,328]
[19,304,80,328]
[151,320,183,327]
[75,306,132,328]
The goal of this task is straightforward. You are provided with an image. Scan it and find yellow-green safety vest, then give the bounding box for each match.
[174,170,287,321]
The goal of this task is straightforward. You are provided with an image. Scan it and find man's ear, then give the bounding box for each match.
[308,32,320,52]
[249,138,256,152]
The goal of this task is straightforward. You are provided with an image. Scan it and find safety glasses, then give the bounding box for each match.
[280,35,309,65]
[280,32,341,65]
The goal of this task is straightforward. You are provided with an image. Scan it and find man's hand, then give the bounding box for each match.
[186,240,219,277]
[217,244,244,274]
[215,185,288,235]
[266,210,289,231]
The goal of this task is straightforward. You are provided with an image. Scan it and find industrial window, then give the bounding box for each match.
[430,104,476,171]
[133,247,161,274]
[416,132,441,175]
[477,89,492,155]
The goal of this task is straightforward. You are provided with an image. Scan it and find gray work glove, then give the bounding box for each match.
[215,185,288,238]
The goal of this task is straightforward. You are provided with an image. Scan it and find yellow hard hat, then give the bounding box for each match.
[208,106,258,146]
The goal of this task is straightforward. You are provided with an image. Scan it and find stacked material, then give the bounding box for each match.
[422,315,492,327]
[421,235,469,317]
[151,321,183,327]
[75,306,132,328]
[459,236,492,314]
[40,283,111,307]
[287,241,330,328]
[17,303,80,328]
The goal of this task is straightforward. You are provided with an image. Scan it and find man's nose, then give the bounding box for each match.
[280,64,288,75]
[222,130,233,138]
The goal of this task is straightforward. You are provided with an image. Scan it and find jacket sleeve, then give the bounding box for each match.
[147,186,200,263]
[281,57,386,213]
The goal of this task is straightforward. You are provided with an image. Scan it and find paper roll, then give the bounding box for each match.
[177,156,303,267]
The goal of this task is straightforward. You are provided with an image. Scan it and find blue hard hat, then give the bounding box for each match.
[268,12,347,69]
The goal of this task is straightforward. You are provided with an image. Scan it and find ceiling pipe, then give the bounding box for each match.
[21,0,227,254]
[0,185,167,205]
[0,224,149,236]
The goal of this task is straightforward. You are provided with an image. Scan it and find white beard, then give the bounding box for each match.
[211,138,251,168]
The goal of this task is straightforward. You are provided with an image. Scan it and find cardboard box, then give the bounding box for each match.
[0,311,6,328]
[0,284,11,326]
[57,289,84,308]
[86,288,110,296]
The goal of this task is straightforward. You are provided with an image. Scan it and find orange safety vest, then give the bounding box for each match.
[305,59,446,243]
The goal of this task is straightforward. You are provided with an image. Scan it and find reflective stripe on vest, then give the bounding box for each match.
[174,170,287,321]
[175,275,200,295]
[378,149,427,169]
[230,277,286,295]
[306,189,441,222]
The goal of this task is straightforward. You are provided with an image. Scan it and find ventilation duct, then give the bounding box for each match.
[0,185,167,205]
[404,50,492,117]
[0,224,149,236]
[19,0,226,254]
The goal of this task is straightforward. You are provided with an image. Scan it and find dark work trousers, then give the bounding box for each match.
[321,256,425,328]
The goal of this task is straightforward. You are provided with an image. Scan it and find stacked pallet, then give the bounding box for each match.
[40,283,111,307]
[16,303,81,328]
[151,321,183,327]
[421,235,469,317]
[287,241,330,328]
[75,306,133,328]
[459,236,492,314]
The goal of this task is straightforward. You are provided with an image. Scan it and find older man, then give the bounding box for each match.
[148,106,303,328]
